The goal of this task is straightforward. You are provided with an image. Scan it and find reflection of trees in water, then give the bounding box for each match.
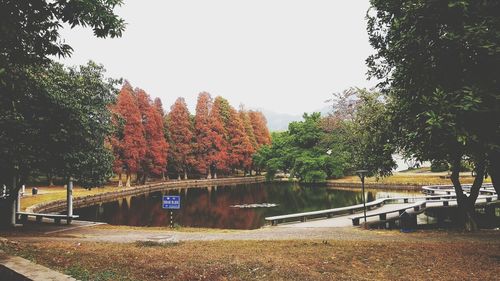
[178,185,267,229]
[75,182,383,229]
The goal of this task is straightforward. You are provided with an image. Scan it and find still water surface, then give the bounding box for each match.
[75,182,419,229]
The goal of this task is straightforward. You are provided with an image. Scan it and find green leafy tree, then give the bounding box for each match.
[0,0,125,67]
[255,113,349,183]
[0,62,118,227]
[367,0,500,230]
[31,62,117,187]
[325,88,396,177]
[0,0,125,227]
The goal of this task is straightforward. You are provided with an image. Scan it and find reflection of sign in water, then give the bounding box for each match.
[162,196,180,209]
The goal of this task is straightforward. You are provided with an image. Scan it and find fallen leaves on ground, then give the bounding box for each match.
[2,238,499,281]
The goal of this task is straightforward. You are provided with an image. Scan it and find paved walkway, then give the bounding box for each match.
[3,221,499,245]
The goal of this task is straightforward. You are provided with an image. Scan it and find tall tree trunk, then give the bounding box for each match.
[162,171,166,181]
[0,170,22,228]
[184,170,188,180]
[450,158,485,232]
[0,197,17,229]
[488,152,500,199]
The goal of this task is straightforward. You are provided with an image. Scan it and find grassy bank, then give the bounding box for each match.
[331,171,491,186]
[1,238,499,281]
[20,185,116,211]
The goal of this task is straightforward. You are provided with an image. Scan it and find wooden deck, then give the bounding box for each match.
[266,183,498,228]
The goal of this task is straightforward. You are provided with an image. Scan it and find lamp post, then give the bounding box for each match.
[356,170,369,226]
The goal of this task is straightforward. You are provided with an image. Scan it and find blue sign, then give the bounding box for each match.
[162,196,181,209]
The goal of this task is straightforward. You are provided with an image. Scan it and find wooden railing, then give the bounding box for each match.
[266,183,497,227]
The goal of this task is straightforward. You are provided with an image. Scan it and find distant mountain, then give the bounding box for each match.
[257,109,301,131]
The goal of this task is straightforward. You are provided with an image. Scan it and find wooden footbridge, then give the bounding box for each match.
[265,184,498,228]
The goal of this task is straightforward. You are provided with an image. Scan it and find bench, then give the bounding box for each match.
[351,201,426,226]
[17,212,79,225]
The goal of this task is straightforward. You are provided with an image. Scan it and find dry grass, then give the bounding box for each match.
[20,185,117,211]
[331,172,492,186]
[2,238,499,281]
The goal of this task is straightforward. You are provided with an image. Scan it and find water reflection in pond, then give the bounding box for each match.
[75,182,419,229]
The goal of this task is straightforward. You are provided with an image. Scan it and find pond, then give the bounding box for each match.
[75,182,420,229]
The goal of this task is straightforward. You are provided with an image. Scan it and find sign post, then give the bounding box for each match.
[162,195,180,228]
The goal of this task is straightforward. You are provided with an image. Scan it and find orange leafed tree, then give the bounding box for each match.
[193,92,213,177]
[248,110,271,148]
[153,97,169,179]
[136,88,168,183]
[239,106,258,151]
[111,81,146,187]
[153,97,164,116]
[227,106,254,174]
[167,97,194,179]
[207,96,230,178]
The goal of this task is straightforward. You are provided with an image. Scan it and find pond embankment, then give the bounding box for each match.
[326,181,422,191]
[28,176,266,213]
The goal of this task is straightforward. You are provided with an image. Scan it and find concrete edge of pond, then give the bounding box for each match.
[0,248,77,281]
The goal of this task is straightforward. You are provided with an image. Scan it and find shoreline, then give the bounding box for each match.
[326,181,422,191]
[28,176,266,213]
[27,178,427,214]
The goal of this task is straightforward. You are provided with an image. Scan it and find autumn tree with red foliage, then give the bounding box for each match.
[153,97,164,116]
[167,98,194,179]
[207,97,231,178]
[193,92,213,177]
[248,110,271,147]
[111,84,270,181]
[111,82,146,187]
[153,97,169,179]
[239,106,258,150]
[227,106,254,174]
[136,89,168,183]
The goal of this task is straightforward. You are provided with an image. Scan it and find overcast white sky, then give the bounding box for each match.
[58,0,376,115]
